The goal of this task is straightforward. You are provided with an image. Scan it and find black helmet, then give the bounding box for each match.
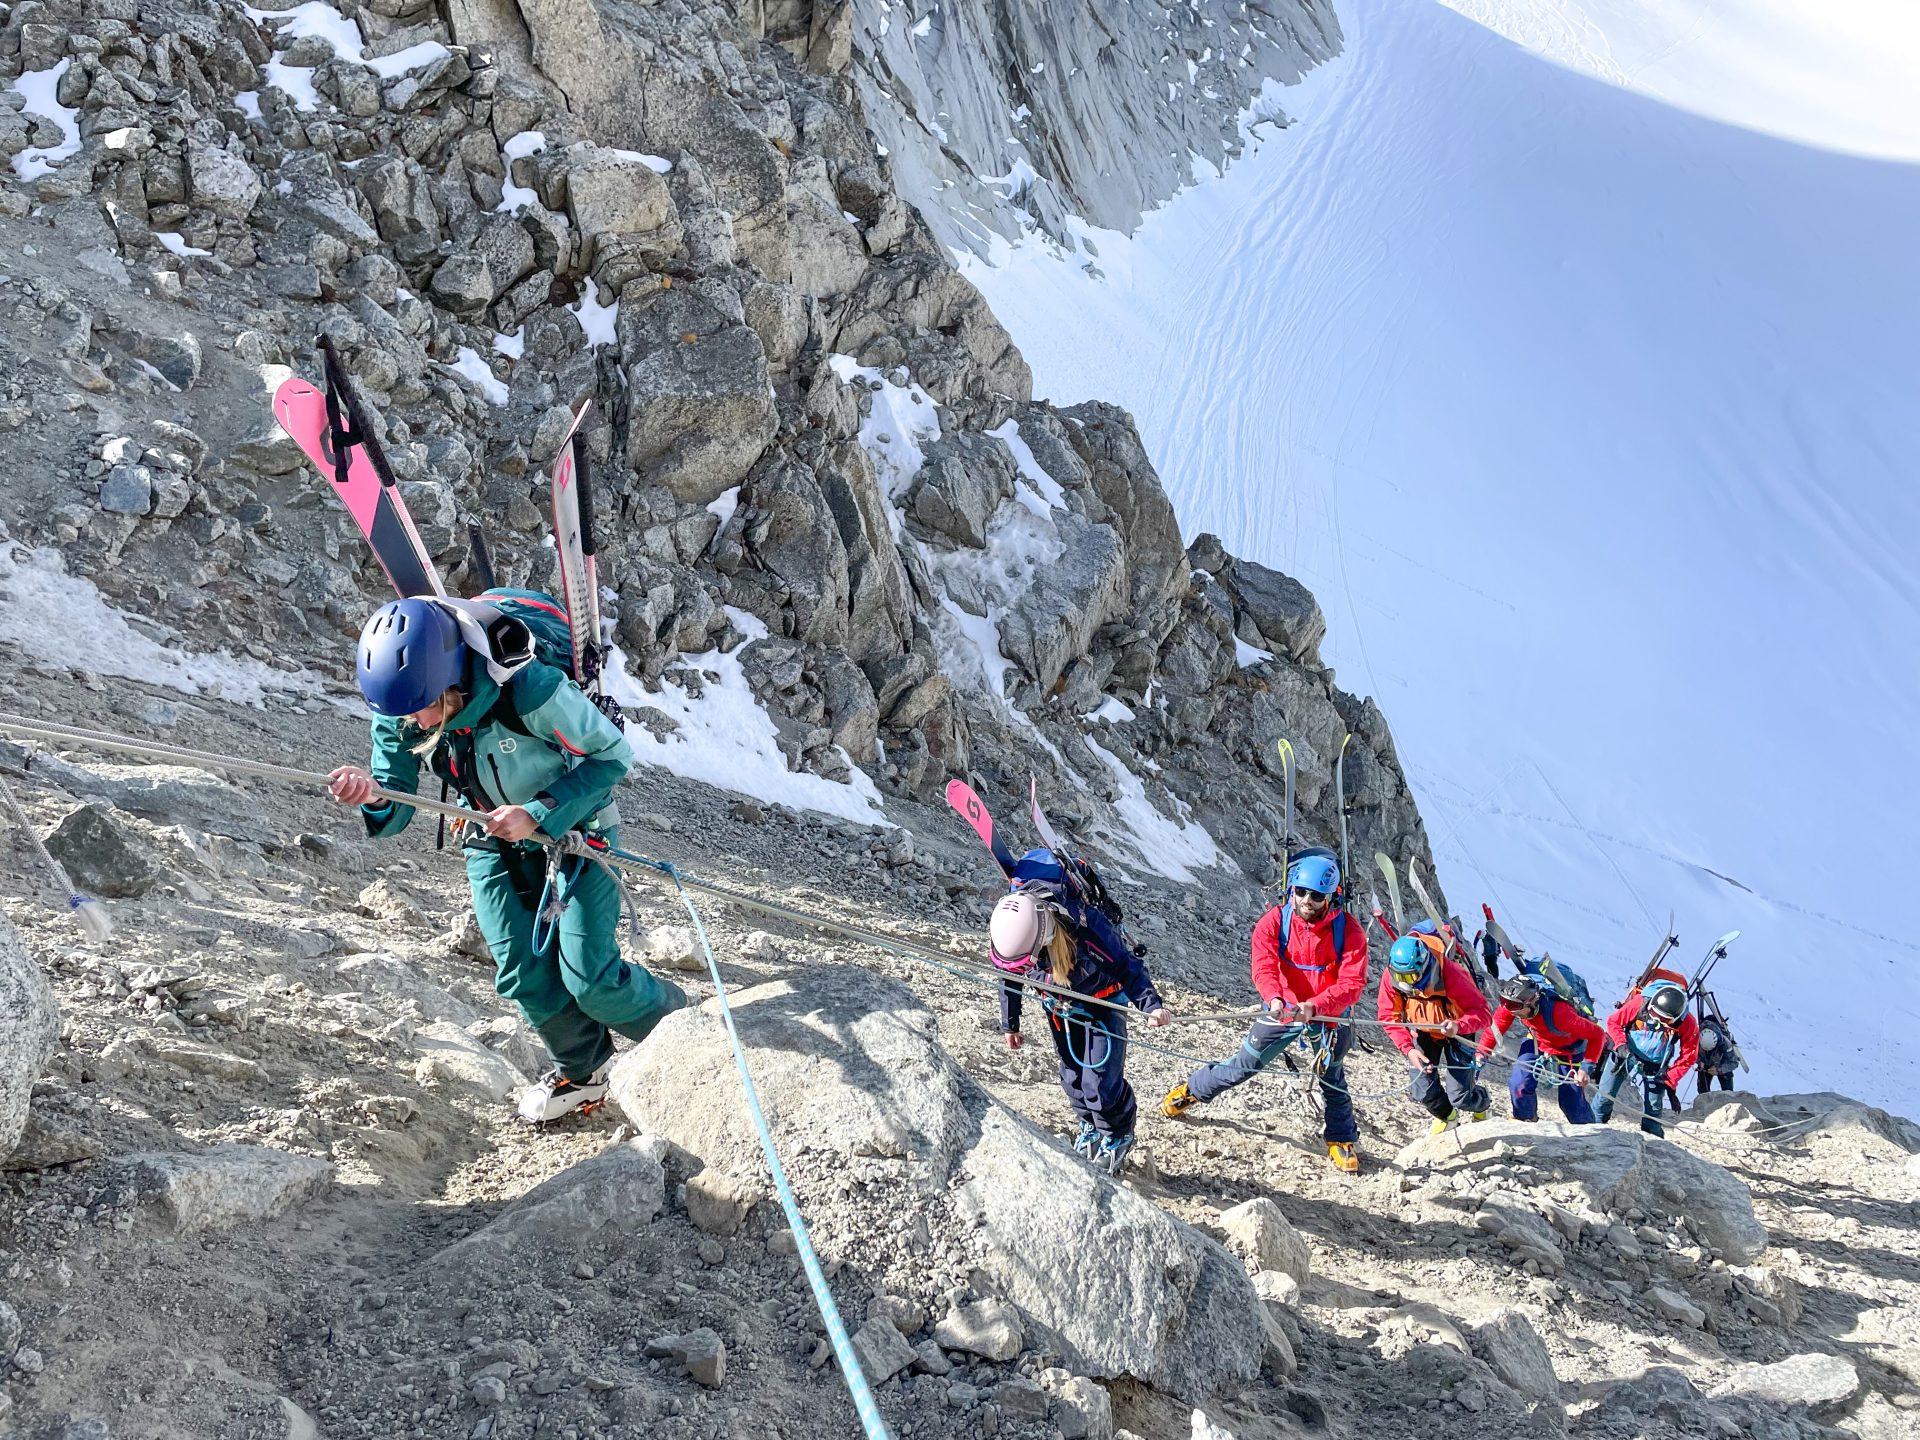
[1499,976,1542,1008]
[1645,981,1688,1026]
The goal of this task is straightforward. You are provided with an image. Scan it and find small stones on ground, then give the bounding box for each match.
[671,1328,727,1388]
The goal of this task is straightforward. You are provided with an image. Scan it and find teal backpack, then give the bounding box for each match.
[434,588,586,736]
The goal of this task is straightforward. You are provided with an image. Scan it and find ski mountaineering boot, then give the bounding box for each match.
[1097,1131,1135,1175]
[1161,1081,1198,1118]
[1429,1112,1455,1138]
[1327,1141,1360,1174]
[1073,1119,1100,1158]
[518,1059,612,1124]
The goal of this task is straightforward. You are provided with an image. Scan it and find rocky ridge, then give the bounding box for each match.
[0,0,1422,899]
[845,0,1344,256]
[1,737,1917,1438]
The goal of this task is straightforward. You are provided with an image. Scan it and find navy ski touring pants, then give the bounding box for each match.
[1510,1038,1595,1124]
[1188,1011,1358,1143]
[1048,1005,1136,1139]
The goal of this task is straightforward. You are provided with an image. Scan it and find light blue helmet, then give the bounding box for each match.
[1286,852,1340,896]
[1387,934,1441,993]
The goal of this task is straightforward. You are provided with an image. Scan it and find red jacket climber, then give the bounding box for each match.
[1250,900,1369,1019]
[1606,992,1701,1090]
[1476,987,1606,1066]
[1376,949,1491,1057]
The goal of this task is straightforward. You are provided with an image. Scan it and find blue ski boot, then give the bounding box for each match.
[1096,1131,1135,1175]
[1072,1119,1099,1158]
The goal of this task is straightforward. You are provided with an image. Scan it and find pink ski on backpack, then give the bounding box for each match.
[273,376,444,597]
[546,399,596,674]
[946,779,996,852]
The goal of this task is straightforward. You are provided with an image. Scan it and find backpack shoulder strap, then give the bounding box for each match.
[1332,910,1348,960]
[494,683,532,738]
[1280,904,1293,951]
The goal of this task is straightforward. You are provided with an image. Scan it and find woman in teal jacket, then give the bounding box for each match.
[328,598,685,1122]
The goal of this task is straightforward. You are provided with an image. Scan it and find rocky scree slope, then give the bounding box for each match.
[2,711,1918,1440]
[0,0,1425,906]
[5,1,1913,1439]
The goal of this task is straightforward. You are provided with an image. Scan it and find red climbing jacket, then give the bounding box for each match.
[1251,903,1369,1016]
[1607,993,1701,1090]
[1476,996,1606,1065]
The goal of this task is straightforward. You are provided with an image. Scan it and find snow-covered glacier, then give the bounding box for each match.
[962,0,1920,1113]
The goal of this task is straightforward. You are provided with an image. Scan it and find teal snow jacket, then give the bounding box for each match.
[360,656,631,843]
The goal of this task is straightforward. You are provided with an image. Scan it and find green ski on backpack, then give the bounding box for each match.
[1375,851,1405,931]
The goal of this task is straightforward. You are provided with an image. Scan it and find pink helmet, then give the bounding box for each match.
[989,890,1055,974]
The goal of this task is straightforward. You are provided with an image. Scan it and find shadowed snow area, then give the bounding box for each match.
[964,0,1920,1114]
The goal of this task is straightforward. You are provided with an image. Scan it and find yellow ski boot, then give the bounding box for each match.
[1429,1114,1454,1138]
[1327,1141,1360,1174]
[1162,1081,1199,1119]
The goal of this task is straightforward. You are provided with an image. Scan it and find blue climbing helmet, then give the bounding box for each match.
[357,598,468,717]
[1387,934,1442,994]
[1286,850,1340,897]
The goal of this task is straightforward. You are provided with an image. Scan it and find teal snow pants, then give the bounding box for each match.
[466,834,686,1080]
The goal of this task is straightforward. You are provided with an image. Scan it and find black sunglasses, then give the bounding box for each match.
[1291,886,1330,901]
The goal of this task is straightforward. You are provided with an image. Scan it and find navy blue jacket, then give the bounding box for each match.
[995,871,1161,1032]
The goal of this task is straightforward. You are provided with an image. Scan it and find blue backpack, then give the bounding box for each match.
[1522,956,1596,1019]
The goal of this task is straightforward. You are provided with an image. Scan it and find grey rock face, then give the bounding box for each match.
[851,0,1341,254]
[996,512,1127,693]
[729,455,852,649]
[850,1317,917,1382]
[429,253,494,316]
[1468,1309,1561,1406]
[0,917,59,1163]
[906,431,1016,549]
[188,141,262,221]
[609,968,1264,1402]
[565,146,684,270]
[1226,559,1328,666]
[106,1145,335,1233]
[1709,1353,1858,1415]
[1397,1120,1769,1264]
[672,1328,727,1389]
[505,0,791,278]
[43,802,157,897]
[621,286,777,504]
[786,156,868,297]
[99,465,155,515]
[436,1138,666,1259]
[1217,1197,1311,1285]
[933,1298,1023,1362]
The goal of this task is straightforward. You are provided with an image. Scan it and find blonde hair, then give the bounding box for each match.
[408,687,464,758]
[1047,924,1075,985]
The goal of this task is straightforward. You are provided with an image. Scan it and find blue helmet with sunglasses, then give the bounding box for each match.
[1286,848,1340,897]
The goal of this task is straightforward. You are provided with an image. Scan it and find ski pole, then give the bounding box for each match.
[0,766,113,941]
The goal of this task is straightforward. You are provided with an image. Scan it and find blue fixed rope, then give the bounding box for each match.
[614,846,893,1440]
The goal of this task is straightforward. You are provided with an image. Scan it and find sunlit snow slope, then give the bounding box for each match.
[962,0,1920,1114]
